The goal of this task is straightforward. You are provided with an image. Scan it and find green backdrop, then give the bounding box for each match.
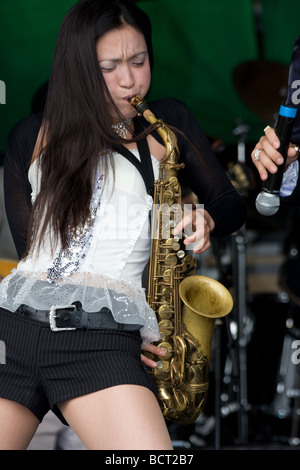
[1,0,300,154]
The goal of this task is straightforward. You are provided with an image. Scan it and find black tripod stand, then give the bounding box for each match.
[213,226,251,449]
[213,120,252,448]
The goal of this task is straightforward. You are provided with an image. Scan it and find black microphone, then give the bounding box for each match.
[255,104,298,216]
[256,36,300,216]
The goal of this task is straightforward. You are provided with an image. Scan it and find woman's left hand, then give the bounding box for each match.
[173,207,215,254]
[141,342,166,369]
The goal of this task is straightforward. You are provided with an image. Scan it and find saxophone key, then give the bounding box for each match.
[163,238,180,252]
[168,176,178,186]
[172,242,180,251]
[161,287,170,301]
[165,254,177,266]
[184,254,194,263]
[158,304,173,319]
[154,361,170,376]
[163,268,172,283]
[158,319,173,337]
[157,341,172,359]
[177,250,185,259]
[163,189,174,203]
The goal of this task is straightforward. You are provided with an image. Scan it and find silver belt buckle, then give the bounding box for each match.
[49,304,77,332]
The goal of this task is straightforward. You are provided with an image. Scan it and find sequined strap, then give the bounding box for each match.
[47,174,104,283]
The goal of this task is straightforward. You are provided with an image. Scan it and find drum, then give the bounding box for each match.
[0,258,17,281]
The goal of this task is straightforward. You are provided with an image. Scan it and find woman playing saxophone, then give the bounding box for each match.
[0,0,245,449]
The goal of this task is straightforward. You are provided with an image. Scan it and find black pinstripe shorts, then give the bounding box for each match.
[0,307,157,425]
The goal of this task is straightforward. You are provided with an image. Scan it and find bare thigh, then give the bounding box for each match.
[0,398,40,450]
[58,385,173,450]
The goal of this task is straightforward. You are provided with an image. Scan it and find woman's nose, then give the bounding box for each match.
[118,65,135,88]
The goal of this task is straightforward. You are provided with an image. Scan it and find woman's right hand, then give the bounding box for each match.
[251,125,299,182]
[141,342,166,369]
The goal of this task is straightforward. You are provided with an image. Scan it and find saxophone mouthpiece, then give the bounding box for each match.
[129,95,149,114]
[128,95,141,104]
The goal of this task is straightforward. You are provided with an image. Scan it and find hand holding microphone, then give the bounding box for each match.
[253,35,300,216]
[255,106,298,216]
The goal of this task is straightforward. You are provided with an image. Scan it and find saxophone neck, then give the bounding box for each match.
[129,95,179,163]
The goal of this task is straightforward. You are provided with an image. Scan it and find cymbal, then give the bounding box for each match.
[233,60,289,123]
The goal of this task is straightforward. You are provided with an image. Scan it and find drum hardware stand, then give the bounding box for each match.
[231,225,250,445]
[289,395,300,447]
[232,120,251,165]
[231,120,251,445]
[289,317,300,447]
[214,123,251,447]
[211,238,239,449]
[211,226,250,448]
[214,317,223,450]
[271,245,300,445]
[271,305,300,446]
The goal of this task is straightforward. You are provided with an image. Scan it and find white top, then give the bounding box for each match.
[0,148,161,343]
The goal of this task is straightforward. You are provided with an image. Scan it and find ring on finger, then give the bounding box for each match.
[253,148,262,161]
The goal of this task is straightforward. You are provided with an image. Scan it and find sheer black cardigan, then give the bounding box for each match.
[4,98,246,260]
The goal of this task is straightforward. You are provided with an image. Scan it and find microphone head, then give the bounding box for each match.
[255,191,280,216]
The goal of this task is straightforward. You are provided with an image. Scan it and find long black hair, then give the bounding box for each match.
[28,0,153,255]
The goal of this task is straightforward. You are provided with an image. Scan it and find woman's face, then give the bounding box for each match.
[96,24,151,122]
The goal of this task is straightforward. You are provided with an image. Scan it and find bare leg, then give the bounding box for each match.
[0,398,40,450]
[58,385,173,450]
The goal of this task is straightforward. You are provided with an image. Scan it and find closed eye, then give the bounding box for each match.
[99,51,148,72]
[100,65,116,72]
[132,60,145,67]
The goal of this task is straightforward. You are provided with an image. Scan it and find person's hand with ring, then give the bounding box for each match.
[252,125,299,182]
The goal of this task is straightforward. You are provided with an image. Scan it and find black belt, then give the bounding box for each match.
[16,304,142,332]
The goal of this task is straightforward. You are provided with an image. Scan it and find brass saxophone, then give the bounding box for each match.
[130,96,233,424]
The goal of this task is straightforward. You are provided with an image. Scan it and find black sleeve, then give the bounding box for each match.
[4,114,42,259]
[149,98,246,236]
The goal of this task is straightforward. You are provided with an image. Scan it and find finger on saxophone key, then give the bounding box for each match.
[171,227,187,239]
